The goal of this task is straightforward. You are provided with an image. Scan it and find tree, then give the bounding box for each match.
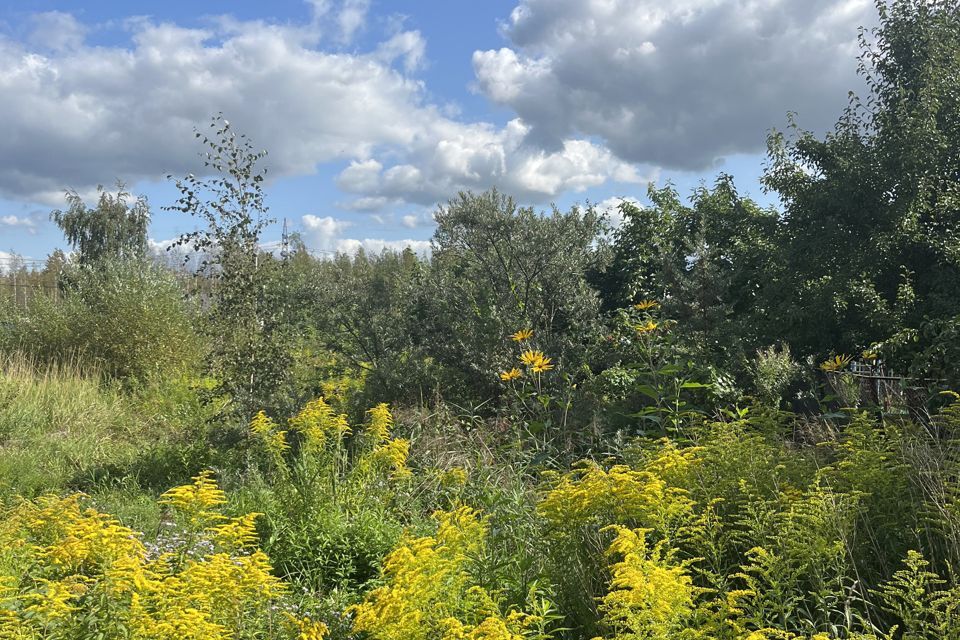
[50,183,149,265]
[600,177,781,368]
[763,0,960,366]
[423,189,605,401]
[167,114,291,421]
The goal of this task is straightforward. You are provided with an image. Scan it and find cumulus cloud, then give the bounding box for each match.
[0,15,437,204]
[473,0,875,170]
[300,213,429,255]
[337,0,371,43]
[0,214,37,233]
[334,237,431,255]
[302,214,354,249]
[27,11,87,52]
[334,118,650,208]
[0,5,641,212]
[595,196,642,229]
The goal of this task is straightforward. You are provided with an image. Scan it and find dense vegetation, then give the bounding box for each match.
[1,1,959,638]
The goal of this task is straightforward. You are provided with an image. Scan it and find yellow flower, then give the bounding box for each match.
[510,328,534,342]
[532,356,554,373]
[285,614,329,640]
[160,471,227,529]
[500,368,522,382]
[820,354,853,372]
[861,349,879,361]
[635,320,659,334]
[288,397,350,451]
[519,350,553,372]
[633,300,659,311]
[366,403,394,443]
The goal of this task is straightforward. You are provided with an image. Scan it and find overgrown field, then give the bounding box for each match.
[2,0,960,638]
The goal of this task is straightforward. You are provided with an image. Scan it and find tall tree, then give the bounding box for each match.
[601,177,781,367]
[168,114,291,421]
[763,0,960,364]
[50,184,149,265]
[424,189,606,400]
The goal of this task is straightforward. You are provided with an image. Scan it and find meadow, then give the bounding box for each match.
[1,1,960,638]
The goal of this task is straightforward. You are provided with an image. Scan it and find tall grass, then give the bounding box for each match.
[0,353,201,501]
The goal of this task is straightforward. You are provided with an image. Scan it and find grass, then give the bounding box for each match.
[0,353,205,502]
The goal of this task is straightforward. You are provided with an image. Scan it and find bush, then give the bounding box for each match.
[0,474,326,639]
[0,259,201,383]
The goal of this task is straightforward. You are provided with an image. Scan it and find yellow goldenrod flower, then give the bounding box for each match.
[500,368,522,381]
[820,354,853,372]
[368,438,413,479]
[633,300,659,311]
[1,481,316,639]
[510,328,534,342]
[285,614,329,640]
[597,526,699,638]
[159,471,227,529]
[635,320,659,334]
[366,403,394,443]
[288,397,350,452]
[348,506,536,640]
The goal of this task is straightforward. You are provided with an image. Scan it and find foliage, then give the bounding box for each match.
[598,177,781,370]
[167,113,292,421]
[0,259,201,382]
[50,183,149,265]
[247,399,413,592]
[423,189,605,402]
[348,506,548,640]
[762,0,960,367]
[0,476,324,639]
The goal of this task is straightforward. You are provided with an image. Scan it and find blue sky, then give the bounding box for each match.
[0,0,876,263]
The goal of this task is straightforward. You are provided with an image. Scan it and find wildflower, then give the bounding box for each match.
[250,411,289,457]
[538,462,695,531]
[348,507,534,640]
[500,368,522,382]
[285,614,329,640]
[160,471,227,529]
[366,403,394,443]
[369,439,412,479]
[861,349,879,361]
[633,300,659,311]
[597,526,699,638]
[440,467,468,487]
[820,354,853,372]
[634,320,658,334]
[519,350,554,373]
[510,328,534,342]
[288,398,350,451]
[532,356,554,373]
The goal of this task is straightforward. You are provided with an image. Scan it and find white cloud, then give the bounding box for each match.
[334,237,431,255]
[27,11,87,52]
[596,196,642,229]
[302,214,353,250]
[337,0,370,43]
[335,117,650,208]
[0,8,640,211]
[374,29,426,72]
[0,214,37,232]
[474,0,875,169]
[300,213,429,255]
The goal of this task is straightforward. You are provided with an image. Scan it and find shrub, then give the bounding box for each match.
[0,474,325,639]
[0,259,201,383]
